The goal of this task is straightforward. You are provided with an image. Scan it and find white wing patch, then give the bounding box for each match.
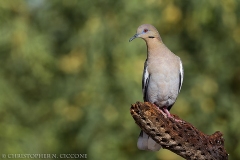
[179,59,184,93]
[142,66,149,91]
[142,60,150,101]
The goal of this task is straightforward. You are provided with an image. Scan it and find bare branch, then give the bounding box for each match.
[130,102,228,160]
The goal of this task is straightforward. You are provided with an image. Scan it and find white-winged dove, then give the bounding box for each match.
[129,24,184,151]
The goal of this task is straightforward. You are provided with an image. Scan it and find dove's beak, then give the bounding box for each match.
[129,34,139,42]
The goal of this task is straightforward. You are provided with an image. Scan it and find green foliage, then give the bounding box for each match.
[0,0,240,159]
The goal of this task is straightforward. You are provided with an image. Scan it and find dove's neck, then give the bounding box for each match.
[145,38,165,58]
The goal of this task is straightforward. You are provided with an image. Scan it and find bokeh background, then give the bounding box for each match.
[0,0,240,160]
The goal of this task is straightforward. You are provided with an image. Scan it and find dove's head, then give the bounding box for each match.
[129,24,162,42]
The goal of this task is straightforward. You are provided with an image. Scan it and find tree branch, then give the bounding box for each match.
[130,102,228,160]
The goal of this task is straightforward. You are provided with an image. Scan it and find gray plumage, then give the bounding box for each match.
[129,24,184,151]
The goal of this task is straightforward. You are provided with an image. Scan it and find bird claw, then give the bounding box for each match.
[153,104,183,123]
[162,108,172,117]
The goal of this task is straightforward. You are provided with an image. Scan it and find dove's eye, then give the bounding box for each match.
[143,29,148,33]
